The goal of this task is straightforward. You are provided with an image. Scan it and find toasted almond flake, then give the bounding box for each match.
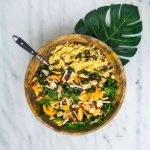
[89,107,96,113]
[50,81,57,89]
[102,97,109,100]
[82,103,90,111]
[57,85,63,93]
[57,111,64,117]
[41,69,49,76]
[46,85,53,89]
[49,116,54,120]
[100,77,107,84]
[82,83,91,90]
[102,101,111,104]
[70,85,82,88]
[97,100,103,107]
[90,80,98,86]
[62,119,69,125]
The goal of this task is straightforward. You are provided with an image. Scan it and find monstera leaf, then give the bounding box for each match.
[74,4,142,65]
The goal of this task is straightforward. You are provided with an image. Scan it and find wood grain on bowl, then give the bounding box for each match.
[24,34,126,135]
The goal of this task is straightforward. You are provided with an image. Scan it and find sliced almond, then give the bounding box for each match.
[50,81,57,89]
[62,119,69,125]
[100,77,107,84]
[89,107,96,113]
[42,69,49,76]
[111,74,115,79]
[97,100,103,107]
[102,97,109,100]
[90,80,98,86]
[57,111,64,117]
[82,83,91,90]
[49,116,54,120]
[82,103,90,111]
[57,85,63,93]
[102,101,111,103]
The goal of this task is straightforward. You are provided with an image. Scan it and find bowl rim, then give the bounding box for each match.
[24,34,126,135]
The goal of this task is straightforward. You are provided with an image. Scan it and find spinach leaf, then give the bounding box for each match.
[72,95,79,104]
[37,77,45,85]
[64,116,104,130]
[61,84,81,97]
[39,99,50,106]
[64,121,89,130]
[103,103,113,115]
[41,112,49,120]
[85,86,96,93]
[60,84,81,104]
[42,87,58,100]
[104,78,117,101]
[81,78,89,84]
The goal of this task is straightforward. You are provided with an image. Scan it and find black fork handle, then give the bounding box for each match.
[12,35,37,56]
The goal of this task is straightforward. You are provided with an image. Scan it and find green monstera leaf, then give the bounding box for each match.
[74,4,142,65]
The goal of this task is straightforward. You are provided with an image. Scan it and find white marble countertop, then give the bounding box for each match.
[0,0,150,149]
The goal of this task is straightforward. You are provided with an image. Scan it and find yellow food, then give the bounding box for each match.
[78,93,91,101]
[90,87,104,101]
[62,105,70,111]
[32,83,42,92]
[77,108,84,121]
[43,105,57,116]
[49,43,108,72]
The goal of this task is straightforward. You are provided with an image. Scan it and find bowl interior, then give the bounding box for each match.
[24,34,126,135]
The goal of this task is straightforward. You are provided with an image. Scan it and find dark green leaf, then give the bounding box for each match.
[64,116,103,130]
[42,87,58,100]
[75,4,142,65]
[104,78,118,101]
[41,112,49,120]
[103,103,113,115]
[72,95,79,104]
[119,58,129,65]
[39,99,50,106]
[61,84,81,97]
[85,86,96,93]
[81,78,89,84]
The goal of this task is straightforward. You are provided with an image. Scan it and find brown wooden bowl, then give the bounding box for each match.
[24,34,126,135]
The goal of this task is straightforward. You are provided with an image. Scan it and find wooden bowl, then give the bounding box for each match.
[24,34,126,135]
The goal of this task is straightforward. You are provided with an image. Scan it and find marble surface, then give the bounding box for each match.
[0,0,150,149]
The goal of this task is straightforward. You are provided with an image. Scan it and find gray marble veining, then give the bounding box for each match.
[0,0,150,150]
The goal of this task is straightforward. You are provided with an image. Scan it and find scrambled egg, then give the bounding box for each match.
[49,42,109,72]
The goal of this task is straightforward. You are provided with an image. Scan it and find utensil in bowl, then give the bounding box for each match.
[12,35,49,66]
